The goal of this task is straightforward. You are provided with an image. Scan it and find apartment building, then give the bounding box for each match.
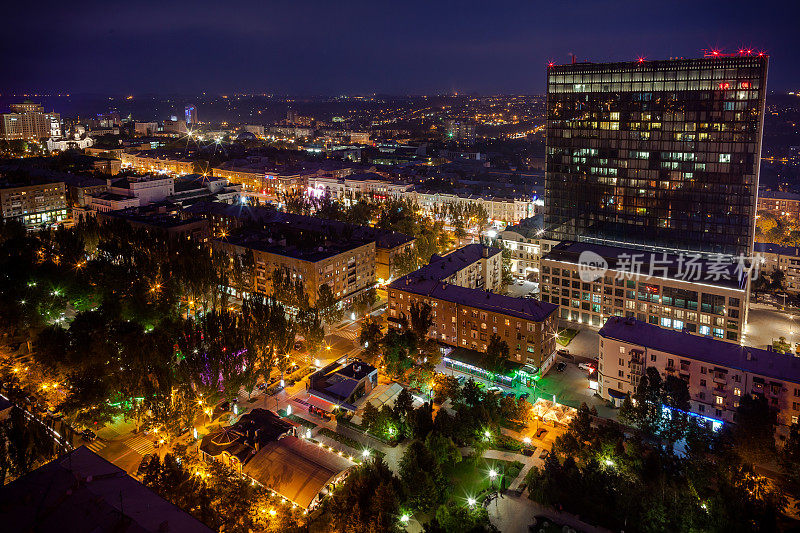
[754,242,800,293]
[0,181,67,227]
[598,316,800,439]
[387,243,556,366]
[540,242,748,343]
[409,244,503,293]
[757,190,800,221]
[216,229,375,306]
[388,277,558,367]
[183,201,412,283]
[499,216,560,282]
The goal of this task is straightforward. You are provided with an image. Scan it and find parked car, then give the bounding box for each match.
[81,429,96,442]
[536,427,549,439]
[137,454,154,476]
[293,341,304,351]
[578,362,595,372]
[519,392,530,400]
[487,386,503,393]
[556,361,567,372]
[456,375,466,384]
[505,391,516,398]
[556,349,570,357]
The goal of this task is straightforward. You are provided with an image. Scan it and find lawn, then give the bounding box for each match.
[556,328,579,347]
[443,458,524,501]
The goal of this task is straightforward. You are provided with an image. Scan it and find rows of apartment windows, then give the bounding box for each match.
[541,266,741,340]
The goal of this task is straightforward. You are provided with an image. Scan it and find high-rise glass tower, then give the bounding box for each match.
[544,54,768,257]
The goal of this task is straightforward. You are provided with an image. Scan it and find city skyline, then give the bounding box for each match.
[3,0,799,95]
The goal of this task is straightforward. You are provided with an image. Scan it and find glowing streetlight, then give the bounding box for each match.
[488,469,497,480]
[362,449,371,458]
[400,514,410,524]
[523,437,532,446]
[467,497,476,507]
[484,430,491,439]
[603,458,615,468]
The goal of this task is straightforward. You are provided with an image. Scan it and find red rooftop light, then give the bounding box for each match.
[547,61,554,68]
[637,57,645,63]
[711,50,720,56]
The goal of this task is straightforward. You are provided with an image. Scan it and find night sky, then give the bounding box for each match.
[4,0,799,95]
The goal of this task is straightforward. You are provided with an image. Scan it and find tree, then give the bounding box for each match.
[394,388,414,421]
[434,502,497,533]
[781,422,800,484]
[358,315,383,359]
[726,394,777,465]
[399,440,445,512]
[482,334,509,373]
[409,301,433,342]
[425,431,462,467]
[432,374,461,404]
[317,283,342,325]
[328,457,403,533]
[461,378,484,408]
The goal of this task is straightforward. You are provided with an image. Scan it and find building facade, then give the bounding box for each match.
[0,181,67,227]
[540,242,748,343]
[754,242,800,294]
[544,55,768,257]
[217,232,376,306]
[757,190,800,221]
[499,216,560,282]
[598,316,800,440]
[0,102,61,141]
[388,279,558,367]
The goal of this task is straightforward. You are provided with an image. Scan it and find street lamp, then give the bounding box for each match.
[362,449,371,458]
[400,514,410,524]
[467,497,476,507]
[523,437,532,446]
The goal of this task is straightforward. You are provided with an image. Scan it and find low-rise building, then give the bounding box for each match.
[598,316,800,440]
[106,174,175,205]
[499,215,560,282]
[754,242,800,293]
[0,181,67,227]
[757,190,800,221]
[308,359,378,412]
[199,409,353,510]
[540,242,749,343]
[119,151,197,175]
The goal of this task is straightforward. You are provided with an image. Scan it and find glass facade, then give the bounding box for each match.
[544,56,768,257]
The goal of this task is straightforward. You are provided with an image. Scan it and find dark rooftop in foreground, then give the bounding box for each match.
[543,241,746,290]
[599,316,800,384]
[0,447,213,533]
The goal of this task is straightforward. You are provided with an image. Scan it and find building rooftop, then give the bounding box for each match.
[0,447,213,533]
[408,243,500,283]
[599,316,800,384]
[186,201,413,250]
[754,242,800,257]
[199,409,352,509]
[389,276,557,323]
[309,359,377,410]
[222,227,370,262]
[543,241,746,291]
[758,189,800,201]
